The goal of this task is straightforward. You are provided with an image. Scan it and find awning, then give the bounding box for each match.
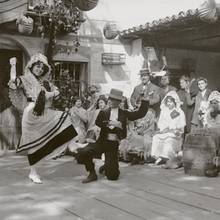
[0,0,28,24]
[53,53,89,63]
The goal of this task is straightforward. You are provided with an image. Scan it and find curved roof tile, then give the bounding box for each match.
[119,8,210,38]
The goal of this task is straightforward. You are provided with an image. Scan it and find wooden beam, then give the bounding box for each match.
[143,41,220,52]
[145,22,220,44]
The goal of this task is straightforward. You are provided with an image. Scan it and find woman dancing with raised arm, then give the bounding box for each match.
[8,53,78,184]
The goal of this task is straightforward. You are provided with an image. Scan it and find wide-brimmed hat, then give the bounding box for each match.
[108,88,123,101]
[139,68,150,76]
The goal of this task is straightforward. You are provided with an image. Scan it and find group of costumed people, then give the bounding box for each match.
[7,52,220,184]
[119,67,220,168]
[8,53,150,184]
[119,90,186,167]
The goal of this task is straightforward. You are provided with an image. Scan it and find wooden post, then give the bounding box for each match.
[46,19,55,66]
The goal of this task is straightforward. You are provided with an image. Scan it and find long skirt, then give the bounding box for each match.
[151,132,183,160]
[16,103,78,165]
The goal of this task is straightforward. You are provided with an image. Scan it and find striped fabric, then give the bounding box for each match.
[16,103,78,165]
[16,111,70,153]
[0,0,28,24]
[16,104,77,153]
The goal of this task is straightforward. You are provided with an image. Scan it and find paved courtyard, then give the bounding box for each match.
[1,152,220,220]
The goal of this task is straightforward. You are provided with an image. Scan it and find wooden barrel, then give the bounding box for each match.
[183,130,218,176]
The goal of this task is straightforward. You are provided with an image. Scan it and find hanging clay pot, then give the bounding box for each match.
[75,0,98,11]
[17,16,33,35]
[103,22,118,40]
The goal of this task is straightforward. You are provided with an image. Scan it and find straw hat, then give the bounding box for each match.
[138,68,150,76]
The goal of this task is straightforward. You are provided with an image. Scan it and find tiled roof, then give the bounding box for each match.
[119,8,214,38]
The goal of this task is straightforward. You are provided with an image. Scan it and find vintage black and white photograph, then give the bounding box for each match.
[0,0,220,219]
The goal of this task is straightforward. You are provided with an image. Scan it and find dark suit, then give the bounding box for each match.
[191,89,212,129]
[75,100,149,180]
[130,82,160,116]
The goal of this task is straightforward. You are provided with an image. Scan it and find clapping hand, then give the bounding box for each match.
[108,120,122,129]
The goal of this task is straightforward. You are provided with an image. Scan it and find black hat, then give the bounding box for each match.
[108,88,123,101]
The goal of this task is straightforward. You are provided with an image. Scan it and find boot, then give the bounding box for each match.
[82,170,98,184]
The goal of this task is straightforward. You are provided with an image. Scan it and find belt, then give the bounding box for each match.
[106,133,119,141]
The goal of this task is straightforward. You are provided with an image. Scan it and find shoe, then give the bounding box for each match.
[82,171,98,184]
[29,174,42,184]
[145,156,156,164]
[99,165,105,175]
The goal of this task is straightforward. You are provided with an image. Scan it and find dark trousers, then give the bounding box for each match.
[75,140,120,180]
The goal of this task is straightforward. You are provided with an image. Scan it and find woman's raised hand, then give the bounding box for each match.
[9,57,17,66]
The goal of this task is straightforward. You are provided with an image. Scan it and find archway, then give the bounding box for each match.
[0,36,27,152]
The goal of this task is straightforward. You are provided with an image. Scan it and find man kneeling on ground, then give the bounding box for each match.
[74,88,149,183]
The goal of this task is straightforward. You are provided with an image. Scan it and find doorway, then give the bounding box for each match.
[53,61,88,110]
[0,49,23,110]
[0,49,23,150]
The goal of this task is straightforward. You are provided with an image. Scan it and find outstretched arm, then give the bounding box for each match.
[126,98,149,121]
[130,87,139,108]
[7,57,27,113]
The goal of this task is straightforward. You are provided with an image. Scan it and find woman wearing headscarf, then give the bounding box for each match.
[204,91,220,128]
[150,91,186,165]
[8,53,78,183]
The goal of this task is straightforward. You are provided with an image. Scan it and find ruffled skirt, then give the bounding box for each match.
[17,103,78,165]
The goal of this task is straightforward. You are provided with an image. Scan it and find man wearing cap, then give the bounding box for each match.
[130,68,160,115]
[75,88,149,183]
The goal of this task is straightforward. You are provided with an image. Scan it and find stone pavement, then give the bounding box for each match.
[1,151,220,220]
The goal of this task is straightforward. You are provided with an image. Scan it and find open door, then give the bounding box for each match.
[0,49,23,151]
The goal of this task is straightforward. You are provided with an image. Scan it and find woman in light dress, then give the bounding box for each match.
[150,91,186,165]
[9,53,78,184]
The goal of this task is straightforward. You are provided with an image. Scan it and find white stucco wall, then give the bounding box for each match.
[78,18,145,97]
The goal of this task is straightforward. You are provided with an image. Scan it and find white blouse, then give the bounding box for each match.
[158,107,186,131]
